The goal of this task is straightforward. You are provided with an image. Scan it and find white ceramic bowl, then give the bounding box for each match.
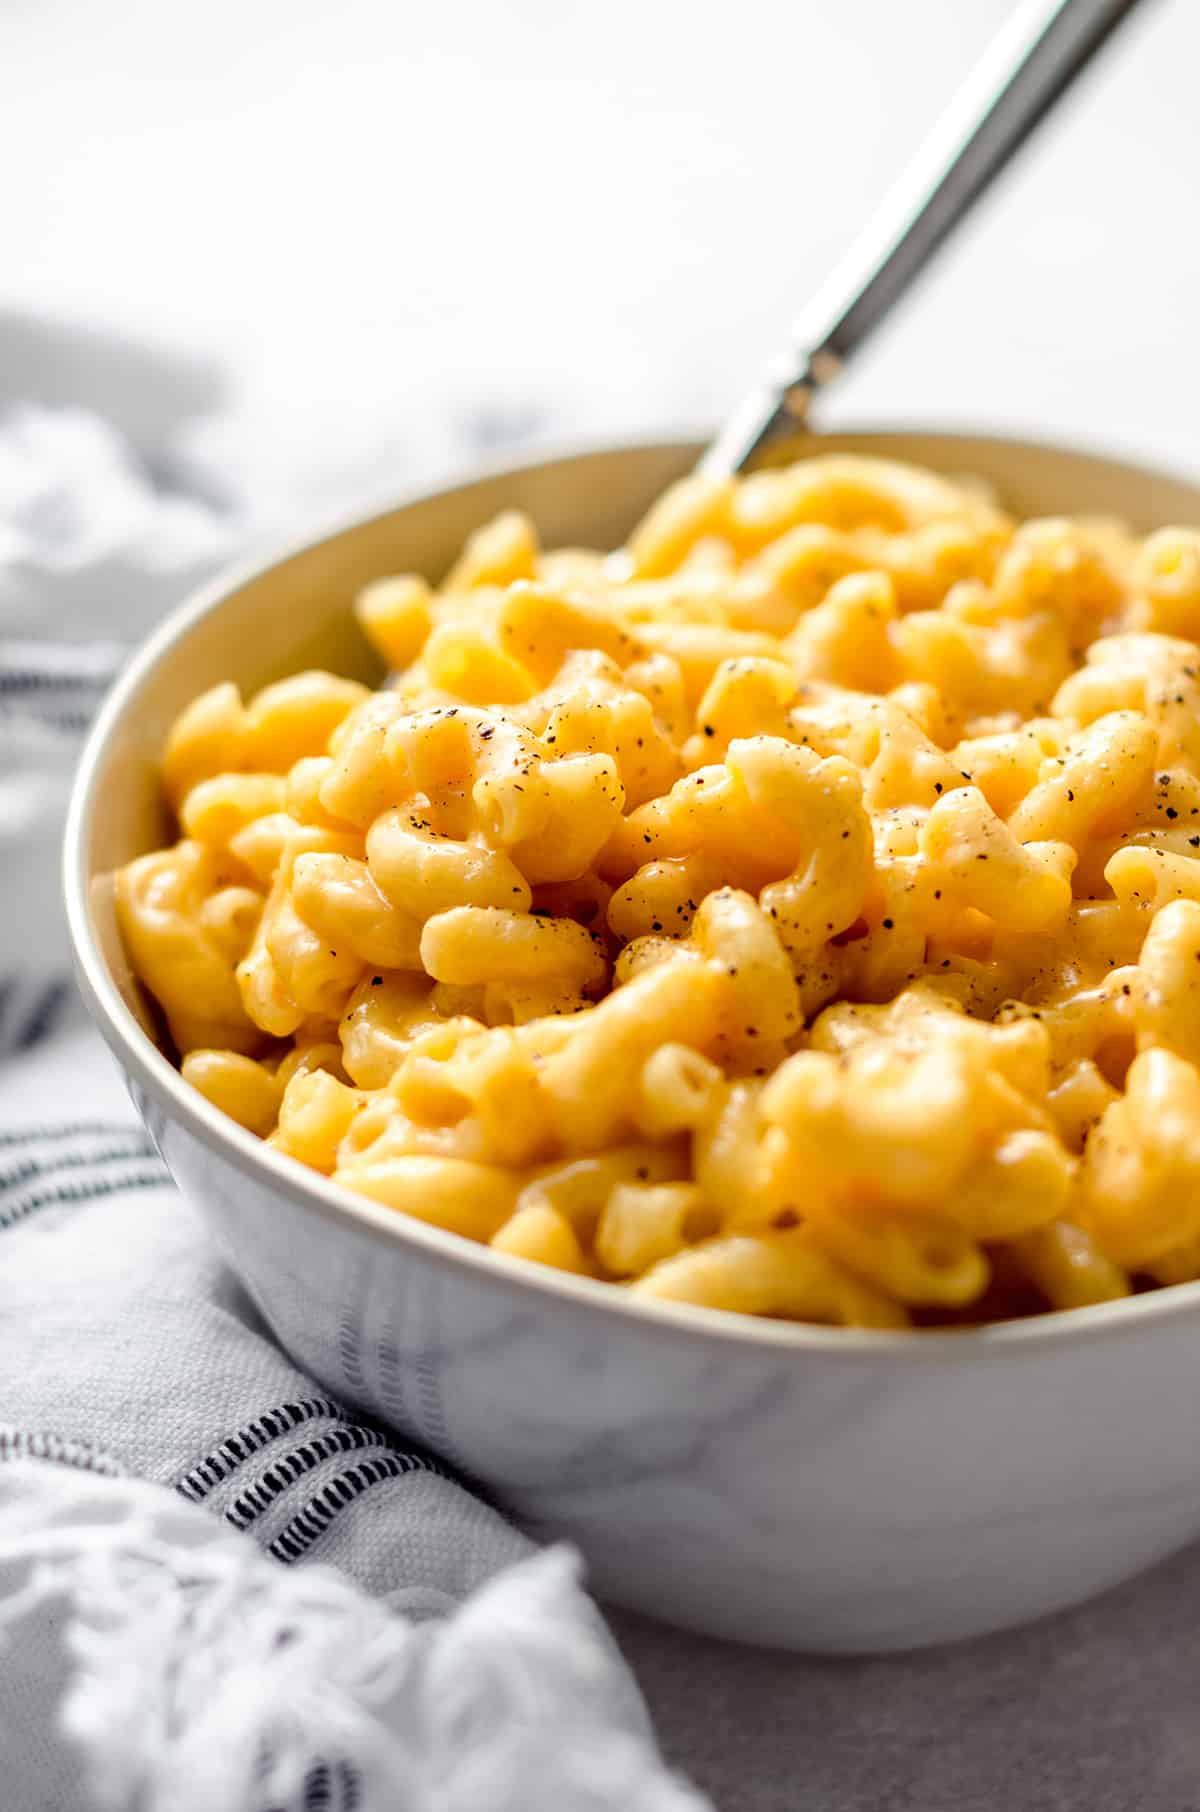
[65,430,1200,1654]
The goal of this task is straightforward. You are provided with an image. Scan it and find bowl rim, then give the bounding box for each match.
[64,422,1200,1361]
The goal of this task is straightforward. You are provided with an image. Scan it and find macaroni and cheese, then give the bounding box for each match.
[117,454,1200,1328]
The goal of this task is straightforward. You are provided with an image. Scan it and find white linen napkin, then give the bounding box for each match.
[0,313,708,1812]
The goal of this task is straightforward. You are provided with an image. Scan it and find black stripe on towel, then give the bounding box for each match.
[0,670,116,698]
[0,642,124,742]
[268,1450,450,1563]
[0,644,124,698]
[0,977,72,1056]
[262,1759,361,1812]
[13,981,70,1050]
[0,1426,123,1476]
[175,1398,350,1503]
[303,1761,360,1812]
[225,1425,406,1532]
[0,1168,170,1234]
[0,1138,158,1195]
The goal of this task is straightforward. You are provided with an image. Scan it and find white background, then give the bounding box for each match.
[3,0,1194,523]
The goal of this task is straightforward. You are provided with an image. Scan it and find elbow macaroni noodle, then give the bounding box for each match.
[116,455,1200,1328]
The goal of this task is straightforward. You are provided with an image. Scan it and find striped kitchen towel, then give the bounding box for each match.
[0,1040,702,1812]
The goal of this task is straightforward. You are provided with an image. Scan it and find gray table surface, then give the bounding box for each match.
[614,1545,1200,1811]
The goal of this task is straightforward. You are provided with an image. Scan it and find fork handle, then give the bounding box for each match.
[701,0,1151,478]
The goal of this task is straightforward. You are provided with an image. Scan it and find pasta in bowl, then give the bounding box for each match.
[116,450,1200,1330]
[65,433,1200,1651]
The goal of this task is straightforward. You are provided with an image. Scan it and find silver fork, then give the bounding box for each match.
[701,0,1153,480]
